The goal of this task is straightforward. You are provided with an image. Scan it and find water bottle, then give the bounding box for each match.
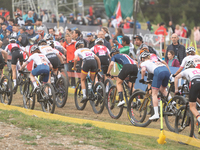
[158,96,161,107]
[88,82,92,93]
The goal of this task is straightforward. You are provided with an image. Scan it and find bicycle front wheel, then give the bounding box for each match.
[0,75,13,105]
[40,83,56,113]
[90,82,106,114]
[106,85,123,119]
[175,105,194,144]
[164,95,187,132]
[23,81,35,109]
[55,75,68,108]
[127,90,153,127]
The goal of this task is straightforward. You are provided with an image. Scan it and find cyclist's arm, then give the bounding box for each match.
[107,61,114,74]
[94,55,101,70]
[62,46,67,56]
[141,67,146,79]
[1,49,8,62]
[174,67,183,76]
[174,73,182,93]
[73,55,79,70]
[20,62,28,70]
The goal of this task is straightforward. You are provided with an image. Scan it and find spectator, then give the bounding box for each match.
[169,21,175,33]
[5,15,10,26]
[76,13,86,25]
[63,33,77,87]
[35,19,48,33]
[181,23,188,31]
[47,28,55,40]
[72,29,87,47]
[94,7,101,18]
[18,26,29,47]
[0,8,3,16]
[110,16,117,28]
[25,11,35,24]
[51,14,57,23]
[86,14,94,25]
[89,6,93,17]
[59,13,66,23]
[36,26,45,39]
[27,26,36,44]
[175,24,181,36]
[0,16,5,24]
[123,19,130,29]
[68,13,76,24]
[136,20,141,29]
[12,24,19,37]
[101,27,110,42]
[114,28,124,44]
[8,18,14,26]
[66,28,72,35]
[41,11,48,23]
[87,33,95,49]
[107,18,111,28]
[4,9,10,18]
[118,36,130,55]
[22,11,28,22]
[32,9,38,23]
[146,21,153,33]
[54,31,61,41]
[166,50,180,67]
[133,35,148,62]
[181,25,187,38]
[95,18,102,26]
[154,22,168,43]
[16,7,22,16]
[194,26,200,42]
[165,33,186,64]
[14,13,25,26]
[0,23,9,49]
[97,31,111,51]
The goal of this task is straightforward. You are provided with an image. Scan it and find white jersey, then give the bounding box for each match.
[180,68,200,81]
[74,48,95,60]
[140,59,165,74]
[39,45,59,56]
[181,55,200,68]
[53,41,61,47]
[26,53,50,66]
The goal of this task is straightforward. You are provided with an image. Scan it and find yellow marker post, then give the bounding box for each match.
[157,100,166,144]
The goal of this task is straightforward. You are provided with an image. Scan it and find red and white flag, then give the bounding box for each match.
[116,1,122,27]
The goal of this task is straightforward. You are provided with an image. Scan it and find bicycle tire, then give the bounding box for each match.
[40,83,56,113]
[19,68,29,95]
[164,95,187,132]
[55,74,68,108]
[106,85,123,119]
[74,80,87,110]
[0,75,13,105]
[90,82,106,114]
[23,81,35,109]
[175,105,194,143]
[127,90,153,127]
[104,78,113,93]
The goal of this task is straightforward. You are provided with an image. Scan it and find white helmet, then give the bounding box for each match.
[95,38,104,45]
[186,47,195,53]
[185,60,196,69]
[31,45,39,53]
[9,36,16,42]
[75,40,84,49]
[140,51,150,60]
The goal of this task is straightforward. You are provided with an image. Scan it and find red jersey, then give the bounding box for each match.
[91,45,110,57]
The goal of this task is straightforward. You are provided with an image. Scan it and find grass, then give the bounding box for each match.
[25,142,38,146]
[0,109,198,150]
[49,142,64,146]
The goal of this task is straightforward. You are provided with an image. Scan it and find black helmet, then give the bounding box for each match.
[46,34,53,40]
[9,36,16,43]
[110,47,119,56]
[38,39,47,46]
[185,60,196,69]
[31,45,39,53]
[75,40,84,49]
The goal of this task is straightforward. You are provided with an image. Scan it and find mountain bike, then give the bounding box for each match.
[20,70,56,113]
[74,70,106,114]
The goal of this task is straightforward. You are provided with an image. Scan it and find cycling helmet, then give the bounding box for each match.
[9,36,16,42]
[30,45,39,53]
[186,47,195,53]
[47,40,54,46]
[185,60,196,69]
[110,47,119,56]
[95,38,104,45]
[46,34,53,40]
[75,40,84,49]
[140,51,150,59]
[140,47,149,54]
[37,39,47,46]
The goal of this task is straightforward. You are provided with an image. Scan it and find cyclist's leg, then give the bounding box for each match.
[80,70,87,101]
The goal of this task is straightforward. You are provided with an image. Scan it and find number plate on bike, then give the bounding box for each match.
[51,77,54,83]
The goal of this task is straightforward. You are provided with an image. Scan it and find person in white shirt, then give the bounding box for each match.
[174,60,200,126]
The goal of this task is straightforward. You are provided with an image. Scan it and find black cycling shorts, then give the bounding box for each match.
[47,54,59,69]
[118,64,138,82]
[11,50,24,65]
[82,59,97,74]
[189,79,200,102]
[0,52,4,69]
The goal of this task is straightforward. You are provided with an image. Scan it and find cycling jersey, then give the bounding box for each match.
[140,59,165,74]
[91,45,110,64]
[180,55,200,69]
[111,53,136,65]
[26,53,51,66]
[180,68,200,82]
[5,43,25,56]
[54,41,64,54]
[74,48,95,60]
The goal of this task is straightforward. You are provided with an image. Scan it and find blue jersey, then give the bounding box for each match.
[111,53,135,65]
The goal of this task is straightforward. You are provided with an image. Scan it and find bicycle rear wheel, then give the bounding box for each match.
[74,80,87,110]
[164,95,187,132]
[175,105,194,144]
[106,85,123,119]
[0,75,13,105]
[40,83,56,113]
[127,90,153,127]
[23,81,35,109]
[90,82,106,114]
[104,78,113,94]
[55,74,68,108]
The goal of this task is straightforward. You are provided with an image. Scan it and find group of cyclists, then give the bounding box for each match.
[1,28,200,136]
